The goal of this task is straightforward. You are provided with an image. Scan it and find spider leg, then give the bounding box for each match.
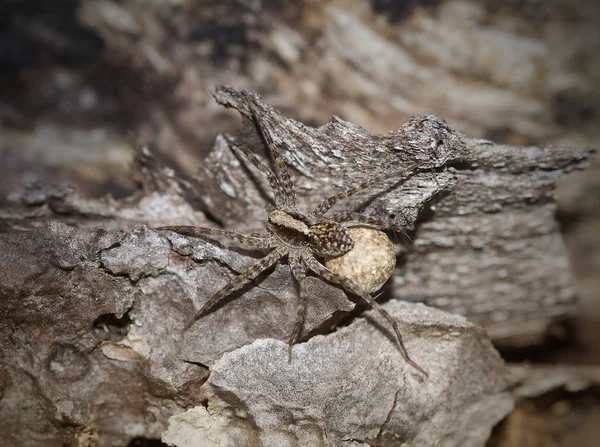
[330,211,411,241]
[224,135,288,209]
[247,101,297,208]
[309,164,427,219]
[288,253,309,362]
[330,212,402,232]
[304,255,428,376]
[157,226,272,248]
[183,245,288,331]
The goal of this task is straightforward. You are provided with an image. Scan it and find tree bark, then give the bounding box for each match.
[0,87,591,446]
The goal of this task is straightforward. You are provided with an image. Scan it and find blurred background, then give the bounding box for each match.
[1,1,599,445]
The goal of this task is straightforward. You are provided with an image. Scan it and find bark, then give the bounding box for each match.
[0,87,591,446]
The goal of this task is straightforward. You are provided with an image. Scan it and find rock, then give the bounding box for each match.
[191,301,513,447]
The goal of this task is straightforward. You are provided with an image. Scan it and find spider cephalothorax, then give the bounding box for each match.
[159,100,432,375]
[268,209,355,257]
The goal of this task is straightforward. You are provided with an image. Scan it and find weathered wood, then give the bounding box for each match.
[203,87,592,344]
[0,88,591,446]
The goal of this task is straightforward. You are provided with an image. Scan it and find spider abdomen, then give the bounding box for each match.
[308,221,354,258]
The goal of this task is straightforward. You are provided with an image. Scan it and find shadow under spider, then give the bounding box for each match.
[158,94,444,375]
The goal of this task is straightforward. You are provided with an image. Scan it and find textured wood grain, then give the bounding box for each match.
[201,87,593,345]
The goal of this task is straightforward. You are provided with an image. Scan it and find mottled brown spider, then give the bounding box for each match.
[159,101,429,375]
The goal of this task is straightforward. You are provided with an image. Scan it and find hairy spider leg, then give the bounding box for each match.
[305,256,428,376]
[288,253,309,362]
[224,135,289,209]
[247,100,297,208]
[157,226,272,248]
[330,212,403,231]
[309,163,428,219]
[329,211,411,241]
[183,246,288,331]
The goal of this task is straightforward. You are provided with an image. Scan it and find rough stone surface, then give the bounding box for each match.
[0,222,180,447]
[197,302,512,447]
[162,405,257,447]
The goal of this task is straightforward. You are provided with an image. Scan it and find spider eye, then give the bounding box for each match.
[308,222,354,258]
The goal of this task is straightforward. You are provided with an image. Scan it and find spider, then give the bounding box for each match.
[159,100,429,375]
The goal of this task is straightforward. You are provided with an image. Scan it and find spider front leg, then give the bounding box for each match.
[304,256,428,376]
[330,212,404,232]
[183,246,288,331]
[223,135,289,210]
[247,100,297,208]
[309,163,427,220]
[309,177,379,220]
[288,253,309,362]
[157,225,272,248]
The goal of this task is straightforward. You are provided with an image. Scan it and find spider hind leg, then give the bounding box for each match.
[158,225,271,248]
[305,256,428,376]
[183,246,288,331]
[288,254,309,362]
[247,100,297,208]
